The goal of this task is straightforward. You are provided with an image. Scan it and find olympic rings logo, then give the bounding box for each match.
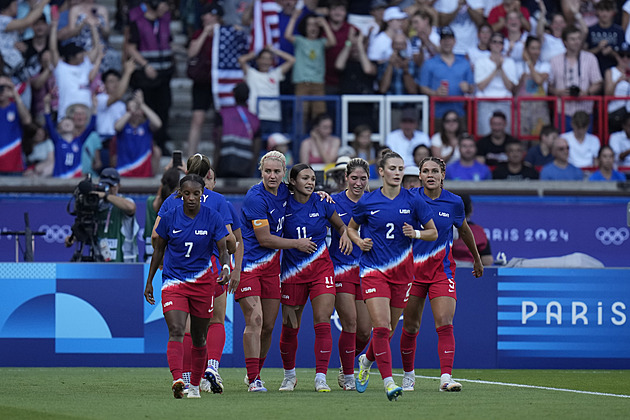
[595,227,630,246]
[39,224,73,244]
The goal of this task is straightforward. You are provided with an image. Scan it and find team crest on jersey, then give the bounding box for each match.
[399,209,411,214]
[309,212,320,217]
[6,111,15,122]
[72,143,80,153]
[439,211,450,217]
[137,127,145,136]
[195,230,208,235]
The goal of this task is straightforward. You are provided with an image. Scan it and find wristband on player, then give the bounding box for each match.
[222,264,231,275]
[415,229,422,239]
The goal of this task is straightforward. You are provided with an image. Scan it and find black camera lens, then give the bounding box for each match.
[569,85,581,97]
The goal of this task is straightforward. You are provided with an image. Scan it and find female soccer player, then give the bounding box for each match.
[278,164,352,392]
[238,151,317,392]
[329,158,372,391]
[348,149,438,401]
[144,174,231,399]
[399,157,483,393]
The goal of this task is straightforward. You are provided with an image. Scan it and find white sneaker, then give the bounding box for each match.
[314,377,331,392]
[204,366,224,394]
[337,366,344,388]
[187,385,201,398]
[248,379,267,392]
[342,376,356,391]
[439,374,462,392]
[244,374,250,386]
[200,378,212,393]
[279,376,297,391]
[172,379,185,399]
[402,375,415,391]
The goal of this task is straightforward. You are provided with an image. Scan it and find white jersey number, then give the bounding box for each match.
[184,242,193,258]
[386,223,395,239]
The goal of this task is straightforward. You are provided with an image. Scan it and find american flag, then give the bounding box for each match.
[211,25,248,110]
[250,0,281,53]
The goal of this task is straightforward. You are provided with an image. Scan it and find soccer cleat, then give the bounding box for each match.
[279,376,297,391]
[244,374,250,386]
[439,374,462,392]
[314,377,331,392]
[204,366,224,394]
[337,366,344,389]
[342,377,356,391]
[172,379,185,399]
[355,354,371,393]
[385,382,403,401]
[200,378,212,393]
[183,384,190,394]
[187,385,201,398]
[248,378,267,392]
[402,375,415,391]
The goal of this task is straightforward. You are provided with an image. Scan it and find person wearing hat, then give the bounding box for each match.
[267,132,294,167]
[367,6,412,63]
[418,25,473,126]
[64,167,139,262]
[385,107,430,167]
[402,165,421,189]
[325,155,351,193]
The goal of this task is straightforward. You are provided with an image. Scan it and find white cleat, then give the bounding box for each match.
[439,374,462,392]
[204,366,224,394]
[248,378,267,392]
[187,385,201,398]
[200,378,212,393]
[342,376,356,391]
[402,375,415,391]
[315,377,331,392]
[279,376,298,391]
[337,367,345,388]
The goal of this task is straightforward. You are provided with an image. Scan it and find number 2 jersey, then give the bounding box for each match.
[412,187,464,282]
[329,191,362,283]
[156,205,228,289]
[352,188,434,282]
[281,193,336,283]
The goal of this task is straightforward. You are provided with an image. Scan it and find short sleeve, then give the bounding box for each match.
[242,190,268,222]
[452,196,465,229]
[158,193,176,217]
[352,197,368,226]
[413,195,434,226]
[227,201,241,230]
[155,209,171,240]
[215,194,233,225]
[209,210,229,243]
[323,200,336,220]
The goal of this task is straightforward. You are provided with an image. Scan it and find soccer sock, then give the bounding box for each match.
[355,335,370,357]
[182,371,191,385]
[365,339,375,362]
[166,340,183,381]
[338,331,356,375]
[258,356,267,373]
[437,324,455,375]
[190,345,207,387]
[279,325,299,370]
[182,333,192,373]
[400,328,419,373]
[284,368,296,378]
[314,322,332,375]
[206,323,225,365]
[245,357,259,383]
[372,327,393,380]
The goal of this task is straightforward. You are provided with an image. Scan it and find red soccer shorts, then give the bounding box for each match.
[235,269,281,301]
[361,274,412,308]
[410,277,457,300]
[281,279,336,306]
[162,283,214,318]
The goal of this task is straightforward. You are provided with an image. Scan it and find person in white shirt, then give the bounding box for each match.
[561,111,601,168]
[385,108,430,166]
[434,0,485,56]
[367,6,412,63]
[608,113,630,165]
[467,22,492,70]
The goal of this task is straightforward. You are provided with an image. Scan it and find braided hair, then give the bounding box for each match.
[419,156,446,188]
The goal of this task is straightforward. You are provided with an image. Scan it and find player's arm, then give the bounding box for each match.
[457,219,484,278]
[151,215,162,254]
[145,235,166,304]
[329,211,352,255]
[228,227,243,294]
[252,219,317,253]
[225,224,236,254]
[347,218,372,252]
[403,219,438,241]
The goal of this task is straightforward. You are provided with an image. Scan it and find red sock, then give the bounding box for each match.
[355,335,370,357]
[190,345,207,386]
[372,327,392,379]
[338,331,356,375]
[167,340,183,381]
[182,333,192,372]
[279,325,299,370]
[365,339,374,362]
[437,324,455,375]
[245,357,259,383]
[258,356,267,372]
[206,323,226,362]
[400,328,419,372]
[314,322,332,374]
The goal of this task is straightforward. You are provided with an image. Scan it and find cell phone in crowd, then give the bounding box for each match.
[172,150,182,170]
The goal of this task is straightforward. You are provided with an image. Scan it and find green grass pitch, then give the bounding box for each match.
[1,368,629,419]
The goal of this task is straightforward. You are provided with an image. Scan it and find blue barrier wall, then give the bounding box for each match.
[1,264,628,369]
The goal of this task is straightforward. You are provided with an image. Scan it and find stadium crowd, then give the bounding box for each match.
[2,0,630,182]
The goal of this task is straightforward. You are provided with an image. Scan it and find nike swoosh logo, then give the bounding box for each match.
[326,285,334,288]
[338,213,347,217]
[375,351,386,357]
[270,209,275,214]
[319,350,331,353]
[402,351,413,355]
[345,350,355,354]
[172,229,182,234]
[286,213,293,217]
[371,210,381,215]
[444,350,454,353]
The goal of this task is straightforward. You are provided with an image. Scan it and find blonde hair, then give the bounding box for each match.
[186,153,212,178]
[259,150,287,173]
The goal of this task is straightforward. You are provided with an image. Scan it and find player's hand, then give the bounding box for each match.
[217,268,230,285]
[402,222,416,239]
[144,282,155,304]
[358,237,373,252]
[315,190,335,203]
[472,259,484,278]
[339,231,353,255]
[228,270,240,294]
[296,237,317,253]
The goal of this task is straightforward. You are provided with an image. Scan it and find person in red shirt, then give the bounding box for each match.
[488,0,531,37]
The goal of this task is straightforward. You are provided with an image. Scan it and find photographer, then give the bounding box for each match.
[65,168,139,262]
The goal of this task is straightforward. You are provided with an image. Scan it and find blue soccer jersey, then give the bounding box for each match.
[227,201,241,231]
[412,188,465,282]
[352,188,434,281]
[281,193,336,282]
[46,114,96,178]
[0,102,24,172]
[329,191,362,275]
[156,205,228,288]
[240,182,289,273]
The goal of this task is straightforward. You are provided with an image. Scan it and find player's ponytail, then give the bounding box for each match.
[186,153,212,178]
[377,148,403,170]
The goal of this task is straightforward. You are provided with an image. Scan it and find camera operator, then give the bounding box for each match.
[65,168,139,262]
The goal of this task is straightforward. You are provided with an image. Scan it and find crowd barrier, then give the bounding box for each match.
[1,264,628,369]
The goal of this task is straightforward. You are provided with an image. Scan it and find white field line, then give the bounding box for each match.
[392,373,630,399]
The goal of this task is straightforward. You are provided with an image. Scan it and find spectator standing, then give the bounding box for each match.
[492,141,540,179]
[67,103,101,178]
[515,36,551,136]
[561,110,601,168]
[409,9,439,66]
[325,0,353,97]
[467,23,492,70]
[487,0,532,37]
[588,145,627,180]
[299,113,341,165]
[376,32,418,96]
[586,0,625,76]
[430,109,462,164]
[525,124,558,167]
[434,0,485,56]
[23,123,54,177]
[609,113,630,165]
[385,108,430,167]
[476,111,519,166]
[367,6,411,63]
[604,41,630,133]
[0,75,31,173]
[22,14,51,122]
[446,134,492,181]
[540,137,584,180]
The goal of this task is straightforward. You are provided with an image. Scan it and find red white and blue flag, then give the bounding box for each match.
[250,0,281,53]
[211,25,248,110]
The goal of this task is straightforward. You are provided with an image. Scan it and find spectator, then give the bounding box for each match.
[409,9,439,66]
[474,31,518,136]
[402,164,421,189]
[418,26,474,123]
[537,13,568,62]
[515,35,551,136]
[467,22,492,70]
[604,41,630,133]
[412,143,432,167]
[277,0,318,58]
[476,111,519,166]
[445,134,492,181]
[22,14,51,122]
[126,0,174,155]
[267,132,294,168]
[540,137,584,180]
[113,90,163,177]
[525,124,558,167]
[452,194,494,266]
[285,10,336,131]
[144,167,179,261]
[430,109,462,164]
[548,25,603,131]
[504,10,527,63]
[367,6,411,63]
[66,103,101,177]
[215,82,261,177]
[15,0,51,41]
[185,2,223,158]
[325,0,353,97]
[608,113,630,165]
[588,145,627,181]
[23,122,54,177]
[376,31,418,96]
[434,0,485,56]
[0,75,31,174]
[488,0,532,36]
[624,0,630,44]
[404,0,438,28]
[586,0,625,76]
[351,124,377,165]
[299,113,341,165]
[366,0,387,40]
[492,141,540,179]
[239,45,295,139]
[561,110,600,168]
[385,108,430,167]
